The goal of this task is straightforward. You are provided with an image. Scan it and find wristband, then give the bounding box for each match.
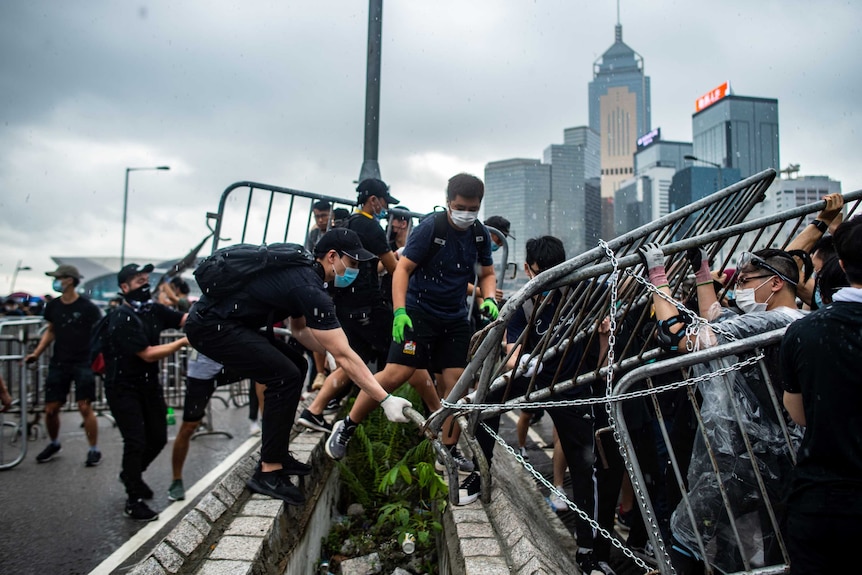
[381,393,391,403]
[696,280,714,287]
[811,219,828,234]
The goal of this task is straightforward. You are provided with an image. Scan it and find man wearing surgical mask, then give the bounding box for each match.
[326,173,497,494]
[639,245,805,574]
[298,180,402,434]
[104,263,189,522]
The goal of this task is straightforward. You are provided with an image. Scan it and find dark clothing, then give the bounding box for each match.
[104,302,183,501]
[185,264,340,465]
[337,302,392,368]
[779,298,862,573]
[45,361,96,403]
[107,381,167,500]
[386,307,472,372]
[334,212,391,311]
[401,214,493,321]
[43,296,102,363]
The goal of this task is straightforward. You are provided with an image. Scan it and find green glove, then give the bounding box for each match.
[392,307,413,344]
[479,298,499,320]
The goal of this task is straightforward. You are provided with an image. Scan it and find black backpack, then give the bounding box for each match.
[89,306,142,376]
[194,242,314,300]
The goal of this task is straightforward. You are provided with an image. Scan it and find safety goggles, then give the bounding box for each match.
[737,252,798,287]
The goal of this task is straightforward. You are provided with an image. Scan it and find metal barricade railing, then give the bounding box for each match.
[0,317,44,469]
[422,171,862,573]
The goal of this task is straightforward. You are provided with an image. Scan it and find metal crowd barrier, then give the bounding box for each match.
[425,169,862,575]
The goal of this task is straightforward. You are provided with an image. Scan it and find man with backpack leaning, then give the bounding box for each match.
[101,263,189,522]
[185,229,411,505]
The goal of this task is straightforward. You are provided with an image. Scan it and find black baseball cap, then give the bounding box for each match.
[313,229,376,261]
[484,215,514,239]
[356,178,400,206]
[118,263,154,286]
[390,206,411,221]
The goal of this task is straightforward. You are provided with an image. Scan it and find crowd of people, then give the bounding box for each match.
[8,177,859,575]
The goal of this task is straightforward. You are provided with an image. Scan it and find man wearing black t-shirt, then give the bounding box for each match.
[25,264,102,466]
[104,263,189,522]
[185,229,410,505]
[298,179,401,433]
[780,216,862,574]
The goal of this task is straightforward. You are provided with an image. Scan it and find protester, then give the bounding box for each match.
[185,229,410,505]
[780,216,862,575]
[325,173,497,475]
[103,263,189,522]
[640,244,805,573]
[305,199,332,252]
[24,265,103,466]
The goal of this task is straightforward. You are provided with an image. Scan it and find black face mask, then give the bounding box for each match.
[124,283,152,303]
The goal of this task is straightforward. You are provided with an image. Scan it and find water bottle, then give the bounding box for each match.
[166,407,176,426]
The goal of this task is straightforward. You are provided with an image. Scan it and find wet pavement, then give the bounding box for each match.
[0,389,260,575]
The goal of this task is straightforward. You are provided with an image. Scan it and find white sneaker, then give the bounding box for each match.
[249,420,261,436]
[548,487,567,512]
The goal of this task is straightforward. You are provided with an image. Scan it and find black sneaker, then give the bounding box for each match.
[282,453,312,476]
[36,443,61,463]
[435,445,475,474]
[615,504,634,532]
[325,419,355,461]
[247,470,305,505]
[85,450,102,467]
[456,471,481,506]
[576,551,605,575]
[124,499,159,522]
[323,398,340,414]
[297,408,332,433]
[119,472,154,500]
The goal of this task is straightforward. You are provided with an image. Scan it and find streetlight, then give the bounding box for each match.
[9,259,31,293]
[684,154,723,191]
[122,166,170,267]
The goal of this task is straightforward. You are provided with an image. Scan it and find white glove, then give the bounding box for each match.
[518,354,543,378]
[381,394,411,423]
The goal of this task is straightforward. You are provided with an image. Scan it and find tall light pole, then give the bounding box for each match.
[9,259,31,293]
[122,166,170,267]
[684,154,723,191]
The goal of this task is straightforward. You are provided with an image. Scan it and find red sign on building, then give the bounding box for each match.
[695,82,729,113]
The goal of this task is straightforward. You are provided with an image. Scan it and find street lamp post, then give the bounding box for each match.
[9,259,31,293]
[122,166,170,267]
[684,154,723,191]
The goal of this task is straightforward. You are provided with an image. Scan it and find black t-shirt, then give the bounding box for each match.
[200,264,340,331]
[780,301,862,502]
[105,303,184,386]
[43,296,102,363]
[332,212,392,311]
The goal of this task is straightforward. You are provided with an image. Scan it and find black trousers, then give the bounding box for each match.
[105,382,167,500]
[476,381,598,550]
[185,316,306,465]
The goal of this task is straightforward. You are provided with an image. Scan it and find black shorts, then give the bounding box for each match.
[45,361,96,403]
[183,371,242,422]
[338,303,392,366]
[386,307,471,372]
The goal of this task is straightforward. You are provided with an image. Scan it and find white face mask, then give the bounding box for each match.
[734,276,774,314]
[449,209,478,230]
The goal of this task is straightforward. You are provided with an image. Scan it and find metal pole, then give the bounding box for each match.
[121,168,130,268]
[358,0,383,183]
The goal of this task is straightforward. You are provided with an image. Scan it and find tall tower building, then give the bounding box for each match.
[691,84,779,179]
[588,12,651,238]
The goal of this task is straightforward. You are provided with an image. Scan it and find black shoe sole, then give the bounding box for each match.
[125,511,159,522]
[247,477,305,505]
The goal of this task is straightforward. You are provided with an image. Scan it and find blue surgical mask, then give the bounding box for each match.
[491,243,500,252]
[813,286,823,308]
[377,209,389,221]
[333,258,359,288]
[52,279,64,293]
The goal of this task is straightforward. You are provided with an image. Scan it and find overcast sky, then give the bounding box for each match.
[2,1,860,297]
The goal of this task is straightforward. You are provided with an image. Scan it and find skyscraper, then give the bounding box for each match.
[483,127,600,263]
[588,14,651,238]
[691,85,779,180]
